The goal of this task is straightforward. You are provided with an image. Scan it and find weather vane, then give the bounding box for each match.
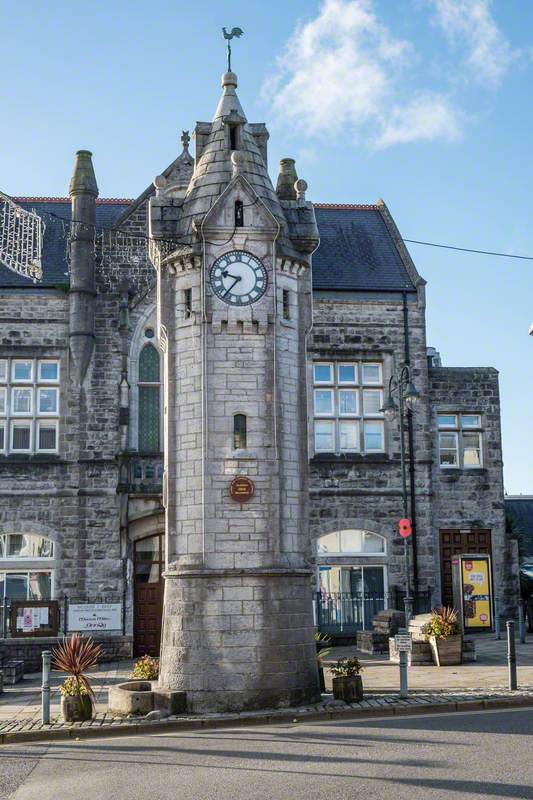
[222,27,244,72]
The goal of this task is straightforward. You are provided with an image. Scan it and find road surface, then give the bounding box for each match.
[1,708,532,800]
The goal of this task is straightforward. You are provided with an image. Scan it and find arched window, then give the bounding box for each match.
[233,414,247,449]
[317,530,386,556]
[138,344,161,453]
[235,200,244,227]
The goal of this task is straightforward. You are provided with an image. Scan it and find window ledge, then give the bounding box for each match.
[311,453,390,464]
[228,449,258,460]
[0,453,62,464]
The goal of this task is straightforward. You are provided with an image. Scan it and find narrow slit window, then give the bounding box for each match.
[233,414,247,449]
[235,200,244,227]
[282,289,290,320]
[229,126,237,151]
[184,288,192,317]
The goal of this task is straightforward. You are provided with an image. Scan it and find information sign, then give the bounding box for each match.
[229,476,255,503]
[461,558,492,629]
[68,603,122,632]
[394,633,412,652]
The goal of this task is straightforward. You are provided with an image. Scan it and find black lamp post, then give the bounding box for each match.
[381,365,420,623]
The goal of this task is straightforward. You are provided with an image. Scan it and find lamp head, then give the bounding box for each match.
[380,395,398,421]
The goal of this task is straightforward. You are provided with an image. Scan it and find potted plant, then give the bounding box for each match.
[330,657,364,703]
[423,606,462,666]
[130,654,160,684]
[52,633,103,722]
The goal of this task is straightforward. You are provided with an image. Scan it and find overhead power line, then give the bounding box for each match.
[403,238,533,262]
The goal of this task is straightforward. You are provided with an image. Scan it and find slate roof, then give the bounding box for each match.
[0,199,417,294]
[313,205,416,292]
[0,199,131,288]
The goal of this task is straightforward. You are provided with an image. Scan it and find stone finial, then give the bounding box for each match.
[69,150,98,197]
[181,130,190,150]
[276,158,297,201]
[231,150,245,178]
[153,175,168,197]
[221,71,238,88]
[295,178,308,205]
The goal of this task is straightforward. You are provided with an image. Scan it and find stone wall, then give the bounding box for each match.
[0,635,133,673]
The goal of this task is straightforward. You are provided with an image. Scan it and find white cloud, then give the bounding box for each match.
[264,0,462,148]
[374,93,462,148]
[428,0,516,85]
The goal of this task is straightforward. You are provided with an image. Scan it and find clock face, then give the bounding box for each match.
[210,250,268,306]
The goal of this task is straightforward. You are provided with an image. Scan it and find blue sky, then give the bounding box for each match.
[1,0,532,493]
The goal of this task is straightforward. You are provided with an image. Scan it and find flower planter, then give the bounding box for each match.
[332,675,363,703]
[429,634,462,667]
[61,694,93,722]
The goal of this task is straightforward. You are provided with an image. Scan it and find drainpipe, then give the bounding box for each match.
[402,292,419,595]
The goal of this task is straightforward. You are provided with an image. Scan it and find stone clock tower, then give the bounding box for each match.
[150,69,320,712]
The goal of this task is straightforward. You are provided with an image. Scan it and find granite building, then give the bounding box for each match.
[0,68,516,683]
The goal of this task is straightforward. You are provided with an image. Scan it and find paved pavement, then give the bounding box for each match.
[1,634,532,723]
[1,708,532,800]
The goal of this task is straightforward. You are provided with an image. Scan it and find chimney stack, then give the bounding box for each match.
[276,158,298,201]
[68,150,98,382]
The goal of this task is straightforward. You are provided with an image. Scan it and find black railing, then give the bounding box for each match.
[314,589,432,634]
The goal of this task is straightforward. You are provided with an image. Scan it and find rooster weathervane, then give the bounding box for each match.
[222,27,244,72]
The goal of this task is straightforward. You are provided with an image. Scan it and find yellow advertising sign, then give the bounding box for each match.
[462,558,492,629]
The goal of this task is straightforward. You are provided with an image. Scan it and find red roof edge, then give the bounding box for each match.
[313,203,378,210]
[12,197,134,204]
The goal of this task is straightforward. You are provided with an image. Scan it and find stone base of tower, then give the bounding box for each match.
[158,568,321,713]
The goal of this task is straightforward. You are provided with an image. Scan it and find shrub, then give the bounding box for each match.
[131,654,159,681]
[329,657,363,677]
[51,633,103,699]
[423,606,460,639]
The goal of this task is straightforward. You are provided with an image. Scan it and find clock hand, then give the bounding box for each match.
[223,275,241,296]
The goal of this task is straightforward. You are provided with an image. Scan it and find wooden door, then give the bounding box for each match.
[439,529,492,607]
[133,533,164,656]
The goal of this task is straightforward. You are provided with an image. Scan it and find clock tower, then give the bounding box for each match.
[150,68,320,712]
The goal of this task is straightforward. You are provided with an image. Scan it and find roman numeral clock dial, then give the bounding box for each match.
[210,250,268,306]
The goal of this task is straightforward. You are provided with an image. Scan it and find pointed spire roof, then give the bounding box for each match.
[213,72,246,121]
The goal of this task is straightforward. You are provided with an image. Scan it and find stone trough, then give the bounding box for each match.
[108,681,186,718]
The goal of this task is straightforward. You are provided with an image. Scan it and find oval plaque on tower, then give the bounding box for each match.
[229,476,255,503]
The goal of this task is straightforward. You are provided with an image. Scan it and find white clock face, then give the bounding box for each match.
[210,251,268,306]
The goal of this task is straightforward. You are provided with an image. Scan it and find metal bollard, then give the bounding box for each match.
[494,598,501,640]
[519,602,526,644]
[41,650,51,724]
[403,597,413,626]
[399,649,409,699]
[506,621,517,691]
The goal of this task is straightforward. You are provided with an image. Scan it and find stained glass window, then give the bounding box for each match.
[138,345,160,453]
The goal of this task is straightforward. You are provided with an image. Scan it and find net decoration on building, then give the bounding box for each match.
[0,192,44,281]
[96,228,151,270]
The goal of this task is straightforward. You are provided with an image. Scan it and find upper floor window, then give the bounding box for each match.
[313,362,384,454]
[0,359,60,454]
[438,413,483,468]
[317,530,386,556]
[234,200,244,227]
[138,345,161,454]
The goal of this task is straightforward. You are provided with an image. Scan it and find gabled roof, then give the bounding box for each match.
[0,199,419,294]
[312,205,417,292]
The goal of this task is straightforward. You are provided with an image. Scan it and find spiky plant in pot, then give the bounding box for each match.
[51,633,103,721]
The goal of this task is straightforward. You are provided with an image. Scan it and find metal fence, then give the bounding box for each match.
[314,589,432,634]
[0,595,124,639]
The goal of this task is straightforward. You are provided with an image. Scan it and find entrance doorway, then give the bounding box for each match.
[133,533,164,657]
[439,529,492,607]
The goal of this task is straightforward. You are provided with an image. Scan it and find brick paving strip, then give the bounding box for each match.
[1,687,533,745]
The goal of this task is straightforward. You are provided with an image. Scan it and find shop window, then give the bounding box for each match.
[317,530,386,555]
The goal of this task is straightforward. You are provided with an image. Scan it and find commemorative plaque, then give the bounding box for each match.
[229,476,255,503]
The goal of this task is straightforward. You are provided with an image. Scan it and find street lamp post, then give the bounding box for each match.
[381,365,420,624]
